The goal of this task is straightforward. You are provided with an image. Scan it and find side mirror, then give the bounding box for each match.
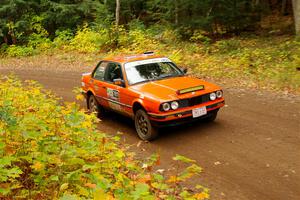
[181,67,188,74]
[113,78,125,87]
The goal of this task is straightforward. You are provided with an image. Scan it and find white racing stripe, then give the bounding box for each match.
[82,72,91,76]
[151,82,177,92]
[124,57,171,69]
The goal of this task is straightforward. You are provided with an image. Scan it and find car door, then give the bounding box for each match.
[90,61,110,108]
[102,62,131,115]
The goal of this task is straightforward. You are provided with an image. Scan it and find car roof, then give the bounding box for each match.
[102,52,165,64]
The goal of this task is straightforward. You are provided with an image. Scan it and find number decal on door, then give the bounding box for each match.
[106,88,122,111]
[107,88,119,101]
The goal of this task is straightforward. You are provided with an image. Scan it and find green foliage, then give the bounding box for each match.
[0,0,39,43]
[2,27,299,93]
[26,15,52,51]
[28,34,52,51]
[53,30,74,49]
[0,43,8,54]
[190,30,211,44]
[67,26,109,53]
[6,45,35,57]
[193,36,300,93]
[119,28,158,51]
[0,0,104,45]
[0,76,209,199]
[1,0,289,47]
[213,39,241,53]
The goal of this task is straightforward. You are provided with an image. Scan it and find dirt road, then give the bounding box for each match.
[1,68,299,200]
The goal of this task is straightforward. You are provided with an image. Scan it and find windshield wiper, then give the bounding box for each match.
[135,80,151,84]
[133,74,182,85]
[157,73,183,80]
[159,74,173,78]
[134,77,156,85]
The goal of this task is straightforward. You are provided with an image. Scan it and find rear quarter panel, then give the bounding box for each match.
[81,73,94,94]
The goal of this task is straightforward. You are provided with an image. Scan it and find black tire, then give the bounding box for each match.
[88,95,105,118]
[204,110,218,122]
[134,109,158,141]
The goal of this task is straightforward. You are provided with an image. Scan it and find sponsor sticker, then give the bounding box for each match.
[106,88,123,111]
[107,88,119,101]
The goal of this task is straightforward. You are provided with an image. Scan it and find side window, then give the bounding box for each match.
[93,61,107,80]
[104,63,123,83]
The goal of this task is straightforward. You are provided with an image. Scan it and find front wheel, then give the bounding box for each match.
[204,110,218,122]
[134,109,158,141]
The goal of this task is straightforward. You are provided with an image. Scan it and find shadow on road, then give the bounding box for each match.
[97,109,224,143]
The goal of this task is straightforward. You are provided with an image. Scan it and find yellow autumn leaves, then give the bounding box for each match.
[0,76,210,199]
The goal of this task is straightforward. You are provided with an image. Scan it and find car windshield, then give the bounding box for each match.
[124,58,183,85]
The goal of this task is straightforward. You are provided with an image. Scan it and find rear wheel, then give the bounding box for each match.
[134,109,158,141]
[88,95,105,118]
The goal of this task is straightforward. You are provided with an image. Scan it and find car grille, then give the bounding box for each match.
[179,93,210,108]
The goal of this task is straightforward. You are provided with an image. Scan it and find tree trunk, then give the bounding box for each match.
[292,0,300,35]
[8,23,17,44]
[4,35,8,45]
[175,0,179,25]
[281,0,287,15]
[115,0,120,26]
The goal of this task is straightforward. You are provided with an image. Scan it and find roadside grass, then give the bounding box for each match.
[191,36,300,94]
[1,28,299,94]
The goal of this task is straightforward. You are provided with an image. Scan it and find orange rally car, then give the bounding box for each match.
[81,52,225,140]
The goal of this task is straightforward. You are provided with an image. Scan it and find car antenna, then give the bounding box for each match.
[143,51,154,55]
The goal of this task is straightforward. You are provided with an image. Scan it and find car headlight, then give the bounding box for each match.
[216,90,223,98]
[210,92,216,101]
[171,101,179,110]
[162,103,170,111]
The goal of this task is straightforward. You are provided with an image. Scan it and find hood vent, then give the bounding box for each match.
[177,85,205,95]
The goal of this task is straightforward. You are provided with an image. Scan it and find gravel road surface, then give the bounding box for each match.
[1,67,299,200]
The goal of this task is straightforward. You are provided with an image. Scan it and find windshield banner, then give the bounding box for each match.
[125,58,172,68]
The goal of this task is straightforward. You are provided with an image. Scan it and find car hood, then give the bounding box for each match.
[129,76,221,101]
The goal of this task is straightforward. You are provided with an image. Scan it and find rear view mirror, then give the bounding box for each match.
[113,78,125,87]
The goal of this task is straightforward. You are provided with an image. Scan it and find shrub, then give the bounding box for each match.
[26,15,53,52]
[0,76,209,199]
[190,30,211,45]
[0,43,8,54]
[6,45,35,57]
[119,28,158,52]
[28,33,52,51]
[213,39,241,53]
[68,26,109,53]
[53,30,74,49]
[160,29,181,44]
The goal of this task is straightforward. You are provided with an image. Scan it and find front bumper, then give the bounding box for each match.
[148,100,225,125]
[151,109,219,127]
